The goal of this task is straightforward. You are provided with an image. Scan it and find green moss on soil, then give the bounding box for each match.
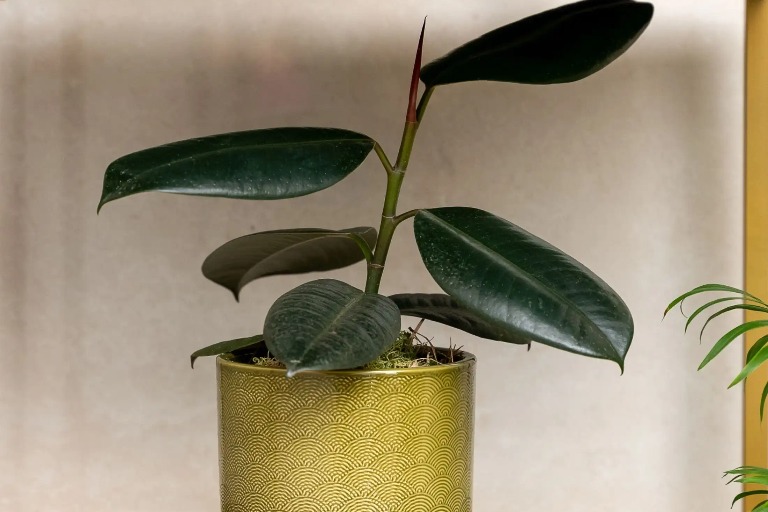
[250,329,458,370]
[361,330,440,370]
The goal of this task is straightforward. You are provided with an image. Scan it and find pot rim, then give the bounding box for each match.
[217,350,476,377]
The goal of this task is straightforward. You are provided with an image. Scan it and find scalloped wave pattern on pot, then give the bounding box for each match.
[217,356,475,512]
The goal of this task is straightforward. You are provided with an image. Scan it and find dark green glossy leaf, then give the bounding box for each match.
[390,293,530,345]
[264,279,401,375]
[420,0,653,87]
[414,207,632,368]
[190,334,263,368]
[202,227,377,300]
[98,127,375,211]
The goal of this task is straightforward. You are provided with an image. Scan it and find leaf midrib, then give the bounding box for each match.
[426,3,634,84]
[236,229,375,292]
[293,287,365,363]
[111,137,374,188]
[425,212,618,358]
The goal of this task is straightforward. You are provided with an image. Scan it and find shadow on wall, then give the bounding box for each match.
[0,12,737,510]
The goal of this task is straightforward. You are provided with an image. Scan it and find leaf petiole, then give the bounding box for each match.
[393,209,421,226]
[416,87,435,123]
[373,142,394,174]
[346,233,375,263]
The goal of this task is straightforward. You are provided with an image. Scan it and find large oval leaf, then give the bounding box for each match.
[414,207,633,368]
[390,293,530,345]
[264,279,401,375]
[420,0,653,87]
[202,227,377,300]
[98,127,375,211]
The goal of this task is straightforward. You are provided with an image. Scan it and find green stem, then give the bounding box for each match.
[365,119,421,294]
[416,87,435,124]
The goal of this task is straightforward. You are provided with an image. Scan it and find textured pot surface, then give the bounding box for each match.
[217,353,476,512]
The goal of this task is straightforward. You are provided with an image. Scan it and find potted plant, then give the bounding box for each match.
[99,1,653,510]
[666,285,768,512]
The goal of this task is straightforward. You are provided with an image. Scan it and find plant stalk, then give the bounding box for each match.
[365,120,420,294]
[365,21,428,295]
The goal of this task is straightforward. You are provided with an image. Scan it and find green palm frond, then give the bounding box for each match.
[725,467,768,511]
[664,284,767,318]
[666,284,768,411]
[668,285,768,511]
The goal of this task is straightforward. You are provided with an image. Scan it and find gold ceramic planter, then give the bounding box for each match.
[217,353,476,512]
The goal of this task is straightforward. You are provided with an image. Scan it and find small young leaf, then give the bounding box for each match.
[390,293,530,345]
[202,227,377,300]
[264,279,401,375]
[420,0,653,87]
[98,128,375,210]
[190,335,264,368]
[405,19,426,123]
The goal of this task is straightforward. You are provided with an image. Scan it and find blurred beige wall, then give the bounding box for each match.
[0,1,745,511]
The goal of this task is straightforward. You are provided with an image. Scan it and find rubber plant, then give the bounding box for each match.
[99,0,653,376]
[666,285,768,512]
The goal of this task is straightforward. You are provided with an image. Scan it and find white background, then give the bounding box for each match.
[0,1,745,511]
